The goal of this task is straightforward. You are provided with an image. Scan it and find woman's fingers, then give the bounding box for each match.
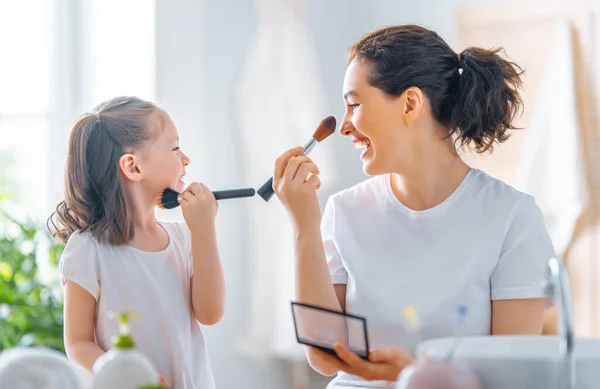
[305,174,321,190]
[283,155,312,182]
[274,146,304,180]
[291,161,320,184]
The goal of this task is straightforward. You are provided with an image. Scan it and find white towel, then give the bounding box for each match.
[236,0,335,361]
[0,347,92,389]
[515,20,588,257]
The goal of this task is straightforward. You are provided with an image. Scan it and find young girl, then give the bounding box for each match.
[48,96,225,389]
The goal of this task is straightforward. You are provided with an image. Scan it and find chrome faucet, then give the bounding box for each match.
[544,256,575,389]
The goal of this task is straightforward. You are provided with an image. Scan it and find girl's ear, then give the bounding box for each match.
[119,153,143,182]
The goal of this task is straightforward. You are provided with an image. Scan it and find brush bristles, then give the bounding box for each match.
[312,116,336,142]
[157,188,180,209]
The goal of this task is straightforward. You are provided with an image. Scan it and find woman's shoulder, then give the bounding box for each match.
[469,169,539,215]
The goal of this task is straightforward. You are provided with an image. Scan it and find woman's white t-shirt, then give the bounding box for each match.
[323,169,555,388]
[59,221,215,389]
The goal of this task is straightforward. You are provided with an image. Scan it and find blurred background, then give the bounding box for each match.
[0,0,598,388]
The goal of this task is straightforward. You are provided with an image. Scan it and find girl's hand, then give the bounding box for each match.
[180,182,218,233]
[273,146,322,231]
[157,373,171,389]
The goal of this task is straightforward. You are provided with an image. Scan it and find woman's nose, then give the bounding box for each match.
[339,119,354,136]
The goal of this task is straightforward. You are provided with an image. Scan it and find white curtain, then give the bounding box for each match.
[515,20,589,257]
[236,0,335,360]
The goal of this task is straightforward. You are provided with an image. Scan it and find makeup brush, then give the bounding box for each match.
[256,116,337,202]
[157,187,256,210]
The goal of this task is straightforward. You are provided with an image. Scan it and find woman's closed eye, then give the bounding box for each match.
[172,146,180,151]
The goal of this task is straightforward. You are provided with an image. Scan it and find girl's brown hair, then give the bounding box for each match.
[48,96,159,246]
[348,25,524,153]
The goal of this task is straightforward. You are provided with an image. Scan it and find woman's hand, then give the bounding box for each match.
[273,146,322,231]
[331,343,415,382]
[180,182,218,233]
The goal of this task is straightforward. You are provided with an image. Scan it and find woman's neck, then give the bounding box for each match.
[390,137,471,211]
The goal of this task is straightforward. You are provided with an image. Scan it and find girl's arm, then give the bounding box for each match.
[64,280,173,388]
[190,222,226,326]
[63,281,105,371]
[180,182,226,326]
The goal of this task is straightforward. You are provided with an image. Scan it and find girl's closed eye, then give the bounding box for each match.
[172,146,180,151]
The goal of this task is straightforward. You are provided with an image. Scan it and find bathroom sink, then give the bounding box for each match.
[418,335,600,389]
[405,257,599,389]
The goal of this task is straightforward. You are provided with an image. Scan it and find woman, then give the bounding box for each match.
[273,25,555,388]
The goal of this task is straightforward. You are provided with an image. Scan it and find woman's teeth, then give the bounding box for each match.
[355,139,371,150]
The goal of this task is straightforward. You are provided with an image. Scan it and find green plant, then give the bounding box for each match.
[0,152,18,202]
[0,209,65,352]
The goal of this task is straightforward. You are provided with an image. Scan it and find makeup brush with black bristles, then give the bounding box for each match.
[256,116,337,202]
[157,187,256,210]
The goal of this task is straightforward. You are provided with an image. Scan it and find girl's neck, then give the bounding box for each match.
[131,202,159,231]
[124,185,169,251]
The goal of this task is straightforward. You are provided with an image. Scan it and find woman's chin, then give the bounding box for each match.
[362,157,383,176]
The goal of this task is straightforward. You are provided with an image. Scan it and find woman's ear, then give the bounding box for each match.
[401,86,424,125]
[118,153,143,182]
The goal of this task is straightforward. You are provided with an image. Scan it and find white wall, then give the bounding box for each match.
[154,1,504,388]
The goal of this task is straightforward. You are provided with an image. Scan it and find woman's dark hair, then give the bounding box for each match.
[47,96,160,246]
[348,25,524,153]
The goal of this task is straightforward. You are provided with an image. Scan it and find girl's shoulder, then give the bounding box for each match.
[159,221,191,250]
[59,229,103,300]
[63,229,100,253]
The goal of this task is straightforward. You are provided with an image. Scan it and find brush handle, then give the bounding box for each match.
[256,177,275,202]
[257,137,318,202]
[176,187,256,203]
[213,188,256,200]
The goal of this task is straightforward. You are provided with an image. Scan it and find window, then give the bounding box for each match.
[0,1,53,221]
[0,0,155,222]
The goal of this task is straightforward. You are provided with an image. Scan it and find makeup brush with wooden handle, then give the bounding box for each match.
[257,116,337,202]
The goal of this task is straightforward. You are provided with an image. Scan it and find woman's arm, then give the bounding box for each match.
[489,197,554,335]
[273,147,348,376]
[303,285,348,376]
[63,281,105,372]
[293,217,348,376]
[491,298,546,334]
[293,227,343,311]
